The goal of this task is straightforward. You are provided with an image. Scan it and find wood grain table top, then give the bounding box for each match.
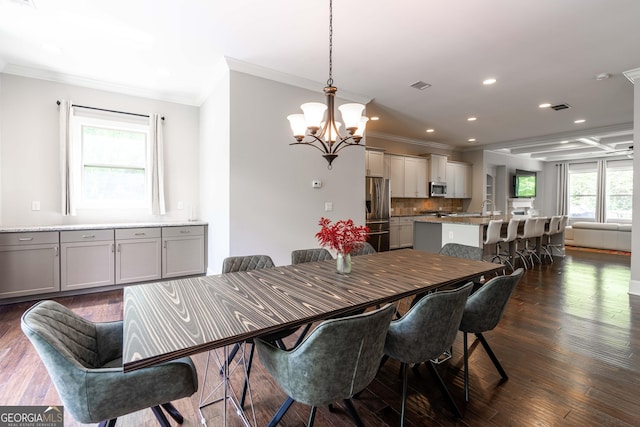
[123,249,503,372]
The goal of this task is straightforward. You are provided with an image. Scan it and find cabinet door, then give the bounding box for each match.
[445,163,457,198]
[389,222,401,250]
[460,164,471,198]
[162,232,205,278]
[404,157,419,198]
[388,156,405,197]
[429,154,447,182]
[415,158,428,198]
[0,244,60,299]
[365,151,385,177]
[61,241,115,290]
[116,238,162,284]
[399,220,414,247]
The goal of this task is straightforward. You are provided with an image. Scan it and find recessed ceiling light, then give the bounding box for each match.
[560,140,569,144]
[574,119,586,124]
[467,117,477,121]
[539,103,551,108]
[370,116,379,121]
[595,73,611,81]
[483,78,497,85]
[468,138,476,142]
[426,128,434,133]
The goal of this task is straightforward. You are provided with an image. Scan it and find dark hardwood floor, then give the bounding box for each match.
[1,248,637,426]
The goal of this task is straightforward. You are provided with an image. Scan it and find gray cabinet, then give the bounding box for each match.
[61,229,115,291]
[390,217,414,249]
[0,232,60,299]
[162,226,205,278]
[115,228,162,285]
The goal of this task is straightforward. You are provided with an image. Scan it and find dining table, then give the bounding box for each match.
[122,248,504,425]
[123,249,504,372]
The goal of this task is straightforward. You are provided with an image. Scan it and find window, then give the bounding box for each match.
[568,163,597,220]
[73,113,150,209]
[605,160,633,222]
[567,160,633,222]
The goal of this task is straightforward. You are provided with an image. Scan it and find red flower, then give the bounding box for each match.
[315,217,370,255]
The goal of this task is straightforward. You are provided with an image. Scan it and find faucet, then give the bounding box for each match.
[481,199,493,218]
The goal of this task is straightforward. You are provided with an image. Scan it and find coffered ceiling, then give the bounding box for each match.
[1,0,638,162]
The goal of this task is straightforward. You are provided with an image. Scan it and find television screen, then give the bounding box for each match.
[514,170,536,198]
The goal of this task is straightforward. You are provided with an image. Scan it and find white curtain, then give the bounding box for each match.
[596,159,606,222]
[59,100,77,216]
[150,113,166,215]
[555,162,568,215]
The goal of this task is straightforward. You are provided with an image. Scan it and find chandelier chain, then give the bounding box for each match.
[328,0,333,86]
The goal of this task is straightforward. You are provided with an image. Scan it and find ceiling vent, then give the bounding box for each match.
[410,81,432,90]
[551,103,571,111]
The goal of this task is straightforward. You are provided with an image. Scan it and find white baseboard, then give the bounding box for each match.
[629,279,640,296]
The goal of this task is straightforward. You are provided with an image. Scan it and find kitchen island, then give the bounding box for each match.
[413,215,514,253]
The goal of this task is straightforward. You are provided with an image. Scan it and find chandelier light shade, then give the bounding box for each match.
[288,0,369,169]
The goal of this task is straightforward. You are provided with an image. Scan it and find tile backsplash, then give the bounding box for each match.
[391,198,464,216]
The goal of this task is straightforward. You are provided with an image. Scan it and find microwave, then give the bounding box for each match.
[429,182,447,197]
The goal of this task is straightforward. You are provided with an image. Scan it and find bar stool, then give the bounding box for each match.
[545,215,568,257]
[483,219,504,266]
[516,218,541,269]
[541,216,562,263]
[496,217,519,271]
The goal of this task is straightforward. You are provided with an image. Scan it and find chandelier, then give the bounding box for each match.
[287,0,369,169]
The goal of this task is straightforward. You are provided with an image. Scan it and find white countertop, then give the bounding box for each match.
[0,221,208,233]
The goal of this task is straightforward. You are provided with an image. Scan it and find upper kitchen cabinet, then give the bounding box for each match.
[446,161,472,198]
[365,149,385,177]
[404,157,428,198]
[428,154,447,182]
[386,155,427,198]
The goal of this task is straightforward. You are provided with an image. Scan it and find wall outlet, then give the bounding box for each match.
[448,231,454,239]
[31,201,40,211]
[178,201,184,210]
[324,202,333,212]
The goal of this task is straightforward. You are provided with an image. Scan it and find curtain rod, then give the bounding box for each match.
[56,101,164,121]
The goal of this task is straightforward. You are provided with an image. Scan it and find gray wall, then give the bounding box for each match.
[0,74,200,225]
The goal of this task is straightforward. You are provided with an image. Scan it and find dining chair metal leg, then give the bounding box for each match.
[427,361,463,418]
[400,363,408,427]
[475,332,508,381]
[463,332,470,402]
[267,396,295,427]
[342,399,365,427]
[307,406,317,427]
[160,402,184,423]
[150,406,171,427]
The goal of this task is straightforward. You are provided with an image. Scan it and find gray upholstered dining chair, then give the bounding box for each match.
[384,282,473,423]
[459,268,524,401]
[350,241,377,256]
[21,300,198,427]
[439,242,483,260]
[221,254,306,408]
[291,248,333,264]
[255,304,395,427]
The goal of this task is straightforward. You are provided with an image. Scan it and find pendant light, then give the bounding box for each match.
[287,0,368,169]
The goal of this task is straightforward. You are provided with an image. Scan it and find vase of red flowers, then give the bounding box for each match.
[316,217,370,274]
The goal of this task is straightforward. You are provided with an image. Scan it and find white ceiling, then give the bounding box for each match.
[1,0,638,161]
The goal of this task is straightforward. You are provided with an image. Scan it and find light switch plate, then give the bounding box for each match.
[325,202,333,211]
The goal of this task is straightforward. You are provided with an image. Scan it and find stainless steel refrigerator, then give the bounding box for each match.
[365,177,390,252]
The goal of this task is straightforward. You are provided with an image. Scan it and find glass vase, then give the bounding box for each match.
[336,252,352,274]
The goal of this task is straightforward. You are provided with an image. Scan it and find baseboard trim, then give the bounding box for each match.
[629,279,640,296]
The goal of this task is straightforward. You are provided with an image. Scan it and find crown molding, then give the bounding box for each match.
[623,67,640,84]
[2,63,202,106]
[365,131,455,151]
[474,123,634,152]
[224,57,372,105]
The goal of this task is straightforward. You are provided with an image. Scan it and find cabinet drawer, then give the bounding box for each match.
[60,229,114,243]
[162,225,204,238]
[0,231,59,246]
[116,227,161,240]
